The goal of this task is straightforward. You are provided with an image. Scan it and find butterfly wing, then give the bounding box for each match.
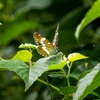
[37,45,53,56]
[33,32,54,56]
[52,24,59,48]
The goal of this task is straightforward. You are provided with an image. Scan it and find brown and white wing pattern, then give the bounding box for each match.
[33,32,54,56]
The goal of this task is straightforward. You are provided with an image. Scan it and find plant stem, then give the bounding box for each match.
[62,68,70,86]
[37,78,60,92]
[62,62,72,86]
[67,62,72,78]
[45,76,53,100]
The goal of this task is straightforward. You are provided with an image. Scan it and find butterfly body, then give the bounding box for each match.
[33,24,59,56]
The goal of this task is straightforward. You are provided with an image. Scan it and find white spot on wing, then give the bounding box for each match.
[38,34,41,36]
[41,38,46,42]
[42,47,50,55]
[40,38,46,46]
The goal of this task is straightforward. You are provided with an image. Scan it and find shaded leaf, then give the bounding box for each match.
[73,63,100,100]
[62,96,72,100]
[48,72,64,78]
[14,0,51,18]
[0,21,40,45]
[60,86,77,95]
[12,50,32,62]
[27,0,52,9]
[75,0,100,39]
[0,60,30,89]
[90,91,100,99]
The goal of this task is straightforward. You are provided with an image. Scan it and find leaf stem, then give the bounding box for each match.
[62,68,70,86]
[37,78,60,92]
[67,62,72,77]
[62,62,72,86]
[67,62,72,86]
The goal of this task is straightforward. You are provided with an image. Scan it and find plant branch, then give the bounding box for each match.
[37,78,60,92]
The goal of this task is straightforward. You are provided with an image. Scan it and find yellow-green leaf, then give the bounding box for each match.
[12,50,32,62]
[67,53,88,62]
[48,61,66,70]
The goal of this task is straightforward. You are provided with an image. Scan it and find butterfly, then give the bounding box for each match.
[33,24,59,56]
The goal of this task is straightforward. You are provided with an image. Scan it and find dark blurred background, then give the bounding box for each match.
[0,0,100,100]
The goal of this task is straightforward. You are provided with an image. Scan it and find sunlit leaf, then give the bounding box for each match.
[67,53,88,62]
[75,0,100,39]
[73,63,100,100]
[12,50,32,62]
[48,61,66,70]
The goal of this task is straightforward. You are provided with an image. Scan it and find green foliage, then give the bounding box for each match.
[1,0,100,100]
[73,63,100,100]
[0,59,29,87]
[67,53,88,62]
[0,52,64,91]
[25,52,64,91]
[75,0,100,39]
[0,21,40,45]
[48,61,66,70]
[60,86,77,95]
[12,50,32,62]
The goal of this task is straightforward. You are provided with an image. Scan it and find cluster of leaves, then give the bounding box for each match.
[0,43,88,98]
[1,0,100,100]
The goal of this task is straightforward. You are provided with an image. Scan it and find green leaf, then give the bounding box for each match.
[0,60,30,89]
[48,72,64,78]
[27,0,51,9]
[67,53,88,62]
[62,96,72,100]
[73,63,100,100]
[75,0,100,39]
[60,86,77,95]
[12,50,32,62]
[90,91,100,99]
[26,52,63,90]
[48,61,66,70]
[13,0,51,19]
[0,52,63,91]
[0,21,40,45]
